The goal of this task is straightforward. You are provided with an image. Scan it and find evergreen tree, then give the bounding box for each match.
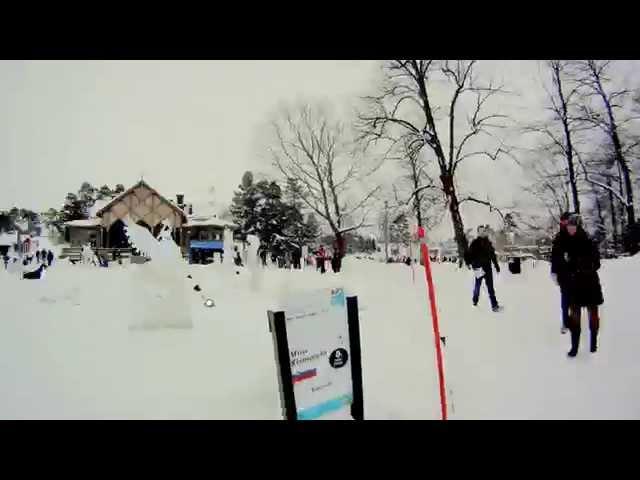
[303,213,321,245]
[114,184,125,194]
[230,172,290,245]
[78,181,95,203]
[283,178,319,246]
[389,213,411,246]
[97,185,113,200]
[61,193,87,222]
[230,171,259,236]
[253,180,289,244]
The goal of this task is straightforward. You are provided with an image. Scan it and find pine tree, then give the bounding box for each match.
[303,213,321,245]
[78,182,95,202]
[230,172,291,246]
[97,185,113,200]
[230,171,259,236]
[389,213,411,246]
[254,180,289,245]
[283,178,317,246]
[284,178,304,211]
[61,193,87,222]
[114,184,125,194]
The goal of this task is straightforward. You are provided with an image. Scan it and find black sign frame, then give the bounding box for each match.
[268,295,364,421]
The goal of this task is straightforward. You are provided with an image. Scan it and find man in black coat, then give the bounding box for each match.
[551,212,571,334]
[466,225,501,312]
[550,213,604,357]
[47,250,54,267]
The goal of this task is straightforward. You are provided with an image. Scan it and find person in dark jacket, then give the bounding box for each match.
[466,225,501,312]
[233,246,243,267]
[46,250,54,267]
[550,213,604,357]
[316,245,326,274]
[551,212,572,334]
[35,250,41,263]
[291,247,301,270]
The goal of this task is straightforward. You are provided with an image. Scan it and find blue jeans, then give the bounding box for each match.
[560,285,570,329]
[473,270,498,309]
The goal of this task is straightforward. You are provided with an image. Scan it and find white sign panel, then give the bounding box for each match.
[283,287,352,420]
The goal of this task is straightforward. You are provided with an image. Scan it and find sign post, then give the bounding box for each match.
[268,288,364,420]
[417,226,448,421]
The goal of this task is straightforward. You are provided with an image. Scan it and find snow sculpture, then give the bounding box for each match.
[123,216,212,330]
[246,234,262,292]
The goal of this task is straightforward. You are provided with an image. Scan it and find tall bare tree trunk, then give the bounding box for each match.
[411,169,423,227]
[617,165,627,235]
[608,176,619,249]
[552,61,581,213]
[441,174,468,263]
[610,116,635,227]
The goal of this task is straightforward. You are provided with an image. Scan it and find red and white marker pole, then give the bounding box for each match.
[417,226,448,421]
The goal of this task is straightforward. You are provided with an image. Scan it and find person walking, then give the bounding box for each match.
[466,225,502,312]
[292,247,301,270]
[316,245,326,274]
[46,250,54,267]
[551,212,571,334]
[551,213,604,357]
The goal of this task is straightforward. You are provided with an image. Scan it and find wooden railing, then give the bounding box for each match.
[60,247,135,261]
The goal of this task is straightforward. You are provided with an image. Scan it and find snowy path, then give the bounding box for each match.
[1,256,638,419]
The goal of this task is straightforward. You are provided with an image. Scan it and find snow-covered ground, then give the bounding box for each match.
[1,253,638,419]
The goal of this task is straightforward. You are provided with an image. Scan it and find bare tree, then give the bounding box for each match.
[575,147,632,251]
[269,104,380,271]
[573,60,637,229]
[388,138,444,229]
[524,154,572,225]
[358,60,512,261]
[524,61,585,213]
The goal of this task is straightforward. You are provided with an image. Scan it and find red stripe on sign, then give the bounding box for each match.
[292,369,317,383]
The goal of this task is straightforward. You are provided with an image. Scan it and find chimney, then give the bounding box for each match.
[188,204,193,215]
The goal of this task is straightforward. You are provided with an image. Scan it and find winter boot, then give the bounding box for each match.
[590,331,598,353]
[567,328,580,357]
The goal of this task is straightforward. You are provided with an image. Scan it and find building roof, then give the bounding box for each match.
[64,218,103,228]
[87,199,111,218]
[184,215,238,229]
[94,180,187,221]
[0,231,18,245]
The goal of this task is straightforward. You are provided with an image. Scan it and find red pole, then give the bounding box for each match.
[418,231,447,421]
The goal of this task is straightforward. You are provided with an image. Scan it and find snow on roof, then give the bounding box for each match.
[0,231,18,245]
[14,220,28,232]
[184,215,237,229]
[64,218,102,227]
[88,199,110,218]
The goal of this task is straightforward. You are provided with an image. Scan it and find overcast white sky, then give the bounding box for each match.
[1,60,638,241]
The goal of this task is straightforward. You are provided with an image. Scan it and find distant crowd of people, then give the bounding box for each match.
[3,248,55,270]
[2,248,56,280]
